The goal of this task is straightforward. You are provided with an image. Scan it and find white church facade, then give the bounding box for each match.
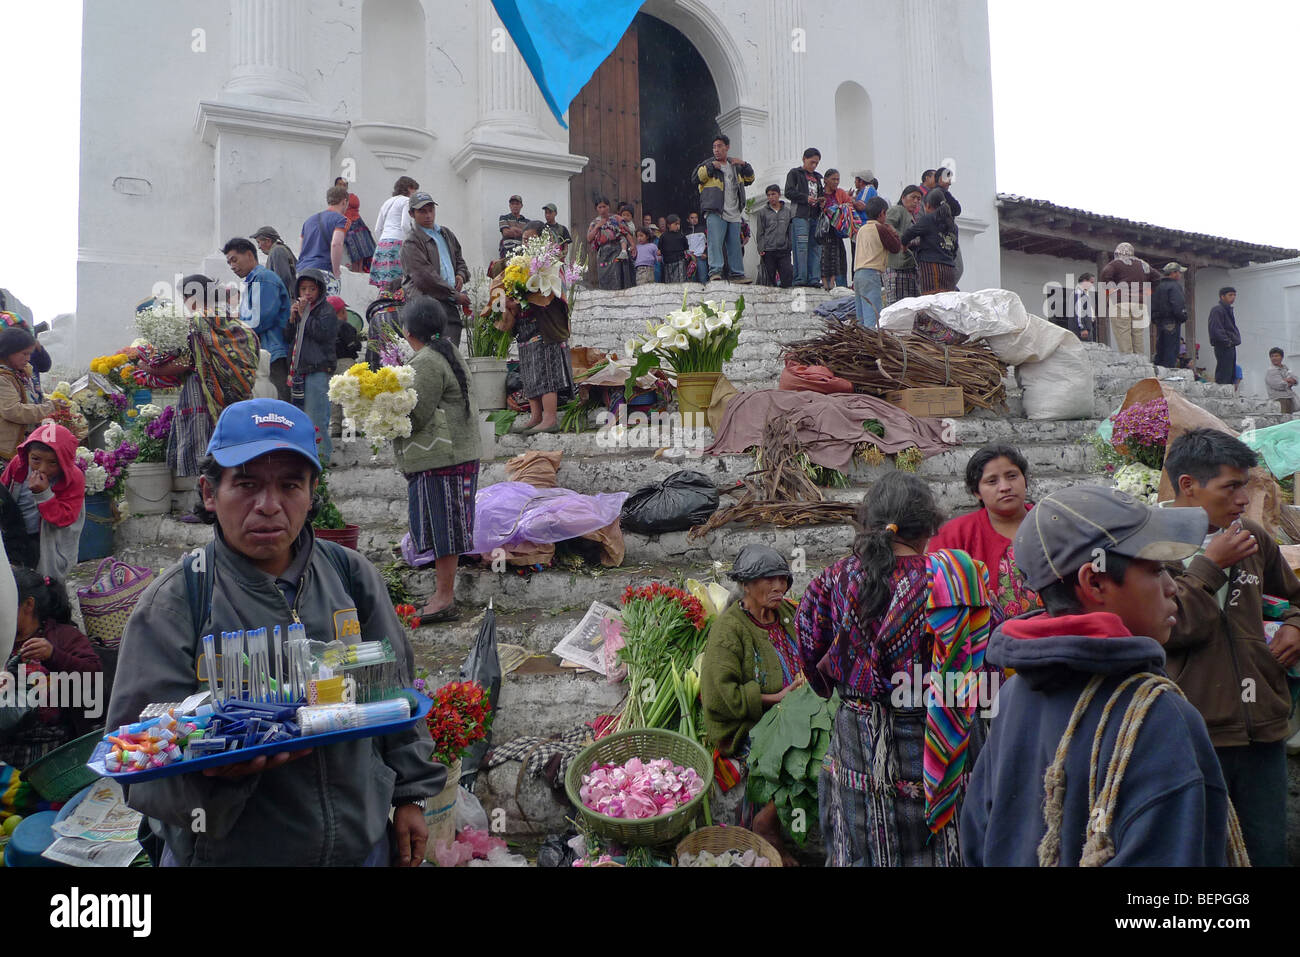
[75,0,1002,366]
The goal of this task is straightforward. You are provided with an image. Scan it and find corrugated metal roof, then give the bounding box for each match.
[996,193,1299,262]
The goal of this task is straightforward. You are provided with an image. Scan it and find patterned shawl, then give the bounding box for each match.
[190,311,258,422]
[922,548,993,833]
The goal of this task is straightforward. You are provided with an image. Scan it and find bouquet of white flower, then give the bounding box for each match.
[75,446,110,495]
[1113,463,1161,505]
[134,300,193,359]
[622,293,744,396]
[327,362,418,453]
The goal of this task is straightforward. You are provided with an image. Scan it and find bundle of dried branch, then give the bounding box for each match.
[689,413,860,539]
[782,320,1007,412]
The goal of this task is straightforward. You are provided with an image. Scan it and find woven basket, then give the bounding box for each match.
[675,825,783,867]
[76,557,155,649]
[24,729,104,802]
[565,728,712,846]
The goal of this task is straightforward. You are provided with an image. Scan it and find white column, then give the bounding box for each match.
[223,0,311,103]
[476,3,544,135]
[766,0,805,168]
[902,0,943,178]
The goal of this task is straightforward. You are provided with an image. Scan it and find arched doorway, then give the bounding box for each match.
[567,13,721,253]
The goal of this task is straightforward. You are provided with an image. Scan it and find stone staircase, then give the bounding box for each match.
[79,286,1294,835]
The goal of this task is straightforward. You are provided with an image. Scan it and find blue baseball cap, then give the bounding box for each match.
[206,398,321,471]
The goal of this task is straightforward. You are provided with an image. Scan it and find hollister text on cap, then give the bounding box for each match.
[206,398,321,471]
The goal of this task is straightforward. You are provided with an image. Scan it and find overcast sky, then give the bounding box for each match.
[1,1,1292,326]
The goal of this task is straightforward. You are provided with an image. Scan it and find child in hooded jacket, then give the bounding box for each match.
[0,421,85,582]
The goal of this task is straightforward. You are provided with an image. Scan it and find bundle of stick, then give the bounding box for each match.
[689,413,859,540]
[782,319,1007,412]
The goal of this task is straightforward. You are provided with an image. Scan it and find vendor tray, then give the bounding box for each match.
[85,690,431,784]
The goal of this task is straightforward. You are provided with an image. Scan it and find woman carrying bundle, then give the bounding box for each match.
[797,471,995,866]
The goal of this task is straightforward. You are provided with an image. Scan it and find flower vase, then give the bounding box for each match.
[467,358,508,411]
[314,524,360,550]
[676,371,720,428]
[77,492,116,563]
[423,758,462,861]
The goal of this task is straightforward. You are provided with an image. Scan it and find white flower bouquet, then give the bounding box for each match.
[328,362,418,453]
[622,293,744,396]
[1113,463,1161,505]
[134,300,193,359]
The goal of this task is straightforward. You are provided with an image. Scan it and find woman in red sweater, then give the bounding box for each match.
[928,444,1041,620]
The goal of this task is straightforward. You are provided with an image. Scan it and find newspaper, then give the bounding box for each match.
[51,778,142,843]
[43,837,143,868]
[552,602,618,675]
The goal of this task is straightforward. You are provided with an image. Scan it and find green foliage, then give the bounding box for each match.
[894,446,923,473]
[311,470,346,530]
[559,393,599,433]
[486,409,519,436]
[744,684,838,846]
[380,560,413,606]
[467,312,512,359]
[862,418,885,438]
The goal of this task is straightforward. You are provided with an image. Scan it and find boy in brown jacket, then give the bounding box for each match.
[1164,428,1299,865]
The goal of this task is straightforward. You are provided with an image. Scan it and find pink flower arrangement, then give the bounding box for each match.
[580,756,705,819]
[1110,398,1170,470]
[94,441,139,495]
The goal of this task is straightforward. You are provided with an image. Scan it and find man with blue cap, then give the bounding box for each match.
[107,399,441,866]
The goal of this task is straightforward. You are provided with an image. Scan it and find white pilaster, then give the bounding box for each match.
[902,0,943,178]
[223,0,311,104]
[765,0,805,169]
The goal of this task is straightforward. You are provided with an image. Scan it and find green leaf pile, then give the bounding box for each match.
[744,684,837,845]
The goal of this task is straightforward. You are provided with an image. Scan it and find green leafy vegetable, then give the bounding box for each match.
[744,684,839,845]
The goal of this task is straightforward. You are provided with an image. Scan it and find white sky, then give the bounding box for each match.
[0,1,1293,327]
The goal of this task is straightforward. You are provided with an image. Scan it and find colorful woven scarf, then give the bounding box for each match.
[190,312,258,422]
[922,549,992,833]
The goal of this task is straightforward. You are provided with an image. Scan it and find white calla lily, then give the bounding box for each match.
[670,312,693,330]
[642,338,661,354]
[625,338,641,357]
[704,314,724,332]
[526,263,564,299]
[672,333,690,349]
[687,321,706,339]
[656,324,675,340]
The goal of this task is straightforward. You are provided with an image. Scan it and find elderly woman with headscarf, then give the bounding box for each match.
[700,544,805,864]
[1099,241,1160,356]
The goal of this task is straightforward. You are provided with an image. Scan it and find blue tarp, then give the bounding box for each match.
[491,0,645,128]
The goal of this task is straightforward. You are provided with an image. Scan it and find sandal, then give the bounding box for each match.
[420,603,461,623]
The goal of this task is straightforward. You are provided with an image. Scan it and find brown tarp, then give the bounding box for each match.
[705,389,955,471]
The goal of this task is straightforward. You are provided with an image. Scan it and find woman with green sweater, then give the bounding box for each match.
[700,544,805,864]
[396,296,482,623]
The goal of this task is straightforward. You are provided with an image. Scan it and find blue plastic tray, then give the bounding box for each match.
[86,690,431,784]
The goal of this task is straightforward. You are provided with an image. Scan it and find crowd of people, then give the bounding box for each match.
[700,432,1298,866]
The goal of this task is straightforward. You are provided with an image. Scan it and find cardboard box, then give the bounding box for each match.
[885,387,965,419]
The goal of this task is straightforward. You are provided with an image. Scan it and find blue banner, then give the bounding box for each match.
[491,0,645,129]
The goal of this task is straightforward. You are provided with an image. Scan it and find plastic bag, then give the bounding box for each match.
[620,471,720,535]
[472,483,628,554]
[1240,419,1300,480]
[879,288,1032,342]
[455,785,489,833]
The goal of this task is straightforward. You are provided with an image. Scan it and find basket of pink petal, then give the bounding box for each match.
[565,728,712,846]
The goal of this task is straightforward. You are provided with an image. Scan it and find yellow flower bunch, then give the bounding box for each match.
[345,364,403,401]
[89,353,131,375]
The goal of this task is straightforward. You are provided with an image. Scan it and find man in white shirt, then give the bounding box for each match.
[1265,347,1299,413]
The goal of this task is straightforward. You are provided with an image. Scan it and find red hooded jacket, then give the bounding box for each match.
[1,421,86,528]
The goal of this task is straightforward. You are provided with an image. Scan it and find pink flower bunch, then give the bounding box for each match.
[580,756,705,819]
[106,392,129,414]
[431,827,508,867]
[1110,398,1170,470]
[144,405,175,440]
[572,854,615,867]
[94,442,139,490]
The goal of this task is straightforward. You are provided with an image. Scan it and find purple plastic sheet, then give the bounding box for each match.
[472,482,628,554]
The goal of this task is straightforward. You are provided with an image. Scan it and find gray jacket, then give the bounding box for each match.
[755,202,792,254]
[106,528,441,866]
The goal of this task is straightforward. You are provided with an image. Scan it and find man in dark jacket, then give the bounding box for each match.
[784,148,824,287]
[400,192,470,346]
[960,484,1233,866]
[1150,262,1189,369]
[1208,287,1241,386]
[755,185,793,287]
[1163,428,1299,866]
[107,399,439,865]
[694,134,754,282]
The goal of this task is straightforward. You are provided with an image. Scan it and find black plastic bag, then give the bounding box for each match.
[620,471,719,535]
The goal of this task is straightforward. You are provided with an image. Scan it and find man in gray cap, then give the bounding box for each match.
[961,484,1235,866]
[541,202,571,251]
[252,226,297,293]
[1150,262,1189,369]
[400,192,470,346]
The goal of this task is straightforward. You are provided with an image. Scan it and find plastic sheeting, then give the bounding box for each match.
[1240,419,1300,481]
[472,482,628,555]
[879,289,1095,420]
